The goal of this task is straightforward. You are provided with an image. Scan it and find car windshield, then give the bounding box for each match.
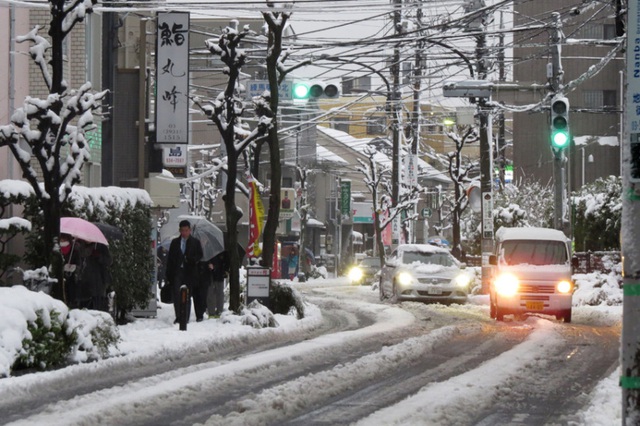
[401,251,456,267]
[360,258,381,267]
[501,240,568,265]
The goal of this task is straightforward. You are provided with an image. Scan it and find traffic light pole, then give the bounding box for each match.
[550,12,567,233]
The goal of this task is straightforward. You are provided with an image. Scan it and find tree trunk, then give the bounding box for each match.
[225,151,243,312]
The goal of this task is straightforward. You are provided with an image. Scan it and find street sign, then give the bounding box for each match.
[340,180,351,222]
[247,80,292,101]
[443,80,493,98]
[421,207,432,219]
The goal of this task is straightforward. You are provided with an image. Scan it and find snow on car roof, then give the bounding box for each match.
[495,227,569,242]
[396,244,449,254]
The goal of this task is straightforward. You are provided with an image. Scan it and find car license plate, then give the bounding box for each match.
[526,301,544,310]
[428,287,442,295]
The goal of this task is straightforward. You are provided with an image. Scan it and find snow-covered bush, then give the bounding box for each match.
[232,300,278,329]
[573,271,622,306]
[461,180,554,255]
[66,309,120,362]
[572,176,621,251]
[270,281,306,319]
[0,286,120,377]
[14,309,74,372]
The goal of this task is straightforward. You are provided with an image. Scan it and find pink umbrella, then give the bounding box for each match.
[60,217,109,246]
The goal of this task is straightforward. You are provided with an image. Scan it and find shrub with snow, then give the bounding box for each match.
[0,286,120,377]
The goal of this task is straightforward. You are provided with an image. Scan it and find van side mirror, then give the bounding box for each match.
[489,255,497,266]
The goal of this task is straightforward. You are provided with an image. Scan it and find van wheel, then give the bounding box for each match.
[560,309,572,323]
[489,297,496,319]
[379,278,386,301]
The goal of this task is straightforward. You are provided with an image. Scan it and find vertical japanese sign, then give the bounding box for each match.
[340,180,351,222]
[628,2,640,182]
[156,12,189,145]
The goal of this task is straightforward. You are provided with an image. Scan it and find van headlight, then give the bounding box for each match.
[348,266,364,283]
[396,271,414,286]
[453,273,471,288]
[557,280,573,294]
[495,273,519,297]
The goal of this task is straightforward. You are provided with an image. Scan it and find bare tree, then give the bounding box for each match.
[193,21,271,312]
[356,145,421,266]
[0,0,105,299]
[439,126,479,259]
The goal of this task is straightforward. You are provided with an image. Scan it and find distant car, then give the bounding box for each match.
[379,244,472,304]
[348,256,382,285]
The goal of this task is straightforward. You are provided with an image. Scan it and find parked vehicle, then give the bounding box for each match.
[348,256,382,285]
[489,227,574,322]
[379,244,472,304]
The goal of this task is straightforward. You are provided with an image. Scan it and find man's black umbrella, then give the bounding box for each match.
[92,222,124,241]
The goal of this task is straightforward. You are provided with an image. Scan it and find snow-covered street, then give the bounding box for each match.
[0,277,622,426]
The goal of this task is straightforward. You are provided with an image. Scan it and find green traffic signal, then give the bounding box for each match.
[293,82,310,99]
[550,96,570,151]
[552,129,569,148]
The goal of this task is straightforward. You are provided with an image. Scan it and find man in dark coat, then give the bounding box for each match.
[165,220,203,323]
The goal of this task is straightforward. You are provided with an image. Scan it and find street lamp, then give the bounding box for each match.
[581,147,594,187]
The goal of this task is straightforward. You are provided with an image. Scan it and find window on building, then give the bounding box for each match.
[331,117,350,133]
[583,90,617,110]
[366,115,387,135]
[577,23,617,40]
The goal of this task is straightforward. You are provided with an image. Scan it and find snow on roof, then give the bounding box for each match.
[316,145,348,164]
[317,127,450,184]
[495,227,569,242]
[574,135,619,147]
[318,126,373,149]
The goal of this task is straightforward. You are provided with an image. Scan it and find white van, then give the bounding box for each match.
[489,227,574,322]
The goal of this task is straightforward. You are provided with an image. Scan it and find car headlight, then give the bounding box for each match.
[453,273,471,288]
[557,280,573,294]
[495,273,519,297]
[396,271,414,286]
[348,266,364,282]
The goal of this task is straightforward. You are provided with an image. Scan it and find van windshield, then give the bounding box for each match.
[501,240,568,266]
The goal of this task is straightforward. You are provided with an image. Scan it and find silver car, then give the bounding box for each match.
[379,244,472,304]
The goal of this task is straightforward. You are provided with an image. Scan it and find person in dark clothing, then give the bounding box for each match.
[61,234,81,307]
[206,250,229,317]
[76,243,112,311]
[164,220,204,323]
[193,260,211,321]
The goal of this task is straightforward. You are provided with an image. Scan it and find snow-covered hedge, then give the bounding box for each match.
[22,184,154,321]
[0,286,120,378]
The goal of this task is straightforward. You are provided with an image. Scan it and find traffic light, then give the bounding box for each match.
[550,96,570,150]
[292,81,340,100]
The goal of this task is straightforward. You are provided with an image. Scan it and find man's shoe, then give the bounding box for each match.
[196,317,204,322]
[173,319,179,324]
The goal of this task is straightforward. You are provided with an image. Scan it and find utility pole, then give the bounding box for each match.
[496,11,506,190]
[550,12,567,233]
[409,0,424,244]
[622,0,640,421]
[466,0,494,290]
[137,18,147,189]
[390,0,402,246]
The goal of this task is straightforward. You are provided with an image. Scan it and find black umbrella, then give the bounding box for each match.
[93,222,124,241]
